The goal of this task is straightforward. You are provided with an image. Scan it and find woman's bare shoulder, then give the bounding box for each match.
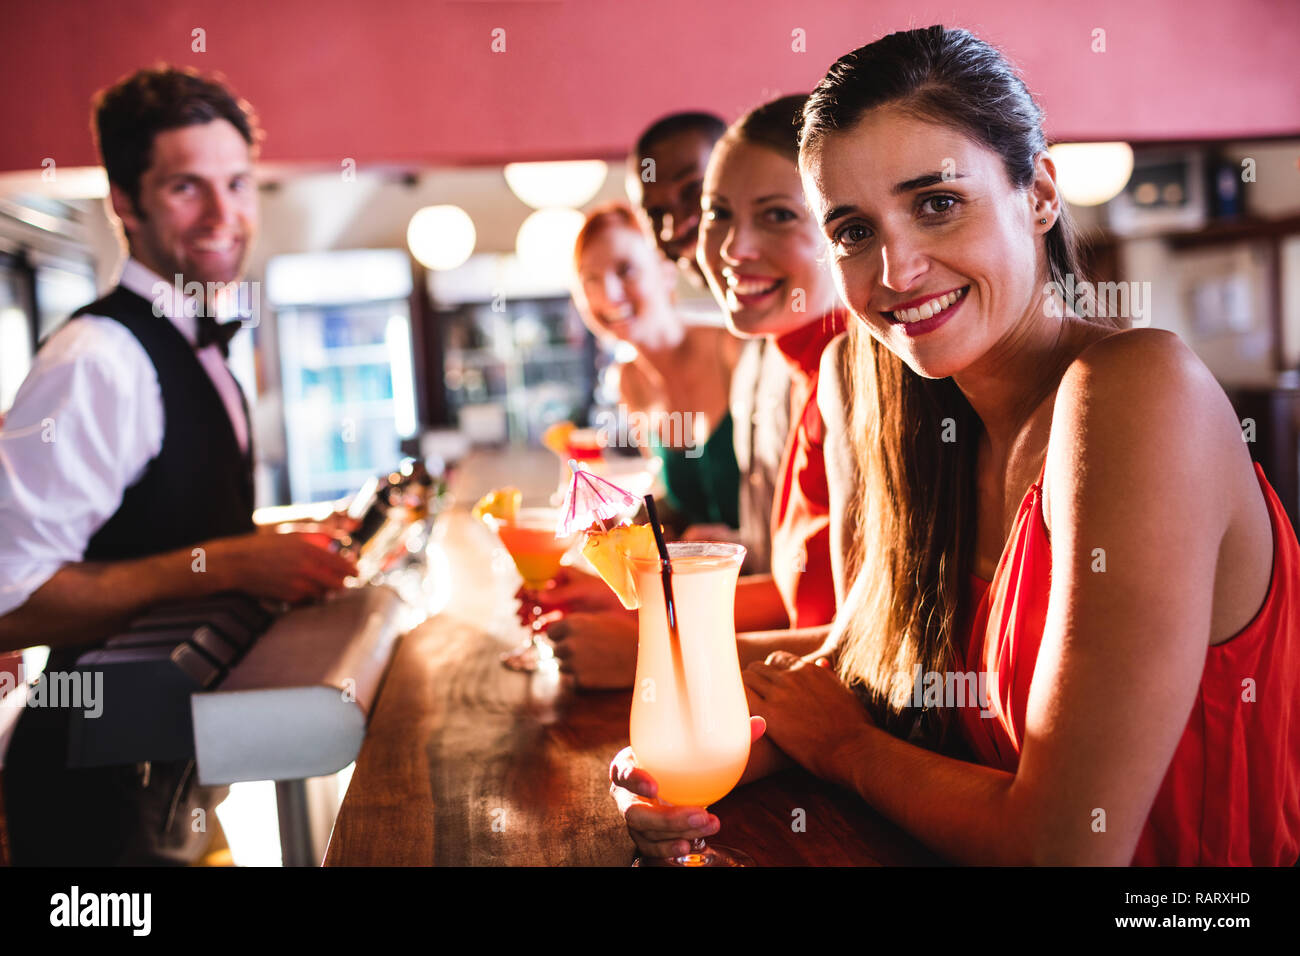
[614,357,653,407]
[1049,326,1247,507]
[1066,325,1193,372]
[1058,327,1227,419]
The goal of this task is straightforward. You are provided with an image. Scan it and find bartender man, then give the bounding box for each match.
[0,66,356,864]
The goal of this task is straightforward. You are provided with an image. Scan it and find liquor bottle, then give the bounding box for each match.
[340,460,443,581]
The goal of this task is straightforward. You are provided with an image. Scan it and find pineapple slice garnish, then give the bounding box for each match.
[582,523,659,609]
[471,487,522,524]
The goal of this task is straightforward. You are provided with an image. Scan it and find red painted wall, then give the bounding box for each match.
[2,0,1298,174]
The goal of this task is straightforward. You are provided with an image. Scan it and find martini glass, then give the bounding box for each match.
[487,507,579,671]
[628,541,751,866]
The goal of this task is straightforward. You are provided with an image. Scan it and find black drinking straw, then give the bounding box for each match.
[642,495,691,723]
[642,495,677,633]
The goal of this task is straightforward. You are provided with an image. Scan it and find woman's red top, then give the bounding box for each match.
[959,460,1300,865]
[769,312,848,629]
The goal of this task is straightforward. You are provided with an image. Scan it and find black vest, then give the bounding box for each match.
[3,286,251,865]
[59,285,255,561]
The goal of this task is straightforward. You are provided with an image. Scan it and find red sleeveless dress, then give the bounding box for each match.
[958,461,1300,865]
[769,311,848,629]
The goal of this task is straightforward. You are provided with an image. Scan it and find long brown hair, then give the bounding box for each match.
[801,26,1124,747]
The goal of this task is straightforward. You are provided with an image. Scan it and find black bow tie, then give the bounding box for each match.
[196,315,243,358]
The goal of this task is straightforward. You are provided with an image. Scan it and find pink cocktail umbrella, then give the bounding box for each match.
[556,459,639,536]
[559,467,689,722]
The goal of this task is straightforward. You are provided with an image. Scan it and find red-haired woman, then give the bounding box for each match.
[571,202,742,534]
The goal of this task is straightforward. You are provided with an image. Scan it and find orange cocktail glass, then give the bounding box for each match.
[486,507,578,671]
[628,541,751,865]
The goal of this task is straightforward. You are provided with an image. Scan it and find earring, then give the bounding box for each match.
[1040,217,1048,224]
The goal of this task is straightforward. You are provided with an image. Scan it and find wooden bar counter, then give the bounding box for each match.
[324,450,938,866]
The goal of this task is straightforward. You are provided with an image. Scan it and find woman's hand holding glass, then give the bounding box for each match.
[610,716,768,859]
[513,566,624,625]
[608,651,868,857]
[510,565,640,688]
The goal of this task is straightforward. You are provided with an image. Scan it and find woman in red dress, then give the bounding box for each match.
[612,26,1300,866]
[694,94,848,635]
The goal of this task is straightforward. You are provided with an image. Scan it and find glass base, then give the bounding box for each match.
[500,636,556,672]
[633,843,753,867]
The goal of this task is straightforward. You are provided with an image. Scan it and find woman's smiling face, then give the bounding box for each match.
[698,137,838,338]
[801,104,1054,379]
[574,222,678,348]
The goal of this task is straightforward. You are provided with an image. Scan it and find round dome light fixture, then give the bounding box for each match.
[1048,142,1135,207]
[504,161,608,210]
[515,207,587,274]
[407,204,476,271]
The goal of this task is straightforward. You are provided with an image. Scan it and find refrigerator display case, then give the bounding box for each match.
[266,250,418,504]
[439,297,596,444]
[0,248,96,416]
[429,253,605,445]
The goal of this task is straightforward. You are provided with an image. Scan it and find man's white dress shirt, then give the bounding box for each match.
[0,259,251,617]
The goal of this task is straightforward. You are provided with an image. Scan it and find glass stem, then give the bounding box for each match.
[526,592,552,659]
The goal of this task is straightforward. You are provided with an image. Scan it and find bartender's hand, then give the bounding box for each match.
[610,717,766,859]
[517,566,623,620]
[546,610,638,689]
[204,531,359,604]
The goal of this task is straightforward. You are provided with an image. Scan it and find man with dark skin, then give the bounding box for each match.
[625,112,726,286]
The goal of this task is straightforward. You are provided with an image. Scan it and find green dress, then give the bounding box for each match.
[651,411,741,529]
